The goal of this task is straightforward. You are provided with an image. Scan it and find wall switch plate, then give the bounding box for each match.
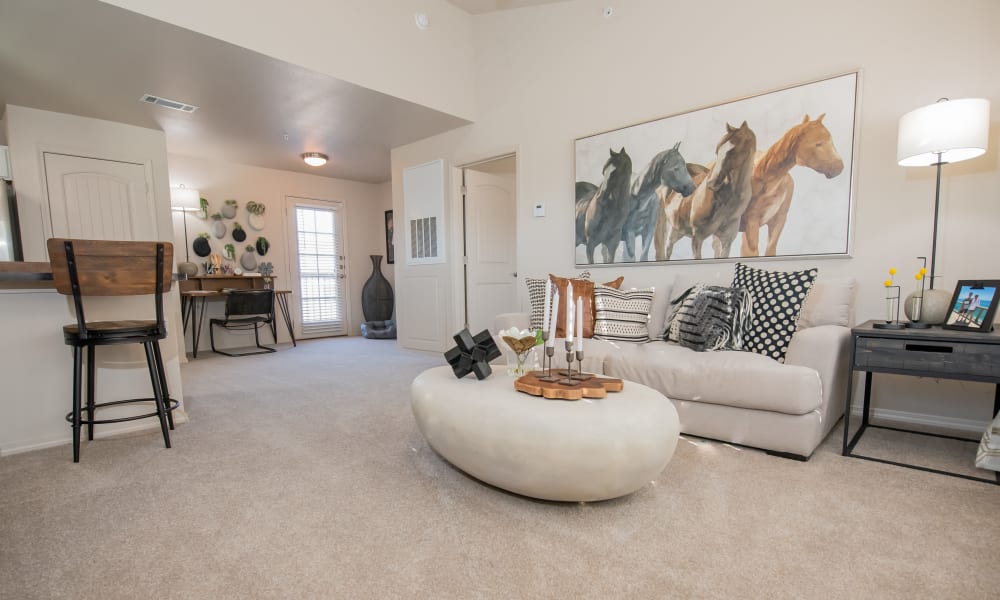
[533,203,545,217]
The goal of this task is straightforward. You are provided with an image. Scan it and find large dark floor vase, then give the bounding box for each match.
[362,255,394,322]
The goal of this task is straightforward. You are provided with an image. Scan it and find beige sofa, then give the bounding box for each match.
[496,277,856,460]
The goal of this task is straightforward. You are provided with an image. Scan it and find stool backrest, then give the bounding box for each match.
[48,239,174,296]
[47,238,173,339]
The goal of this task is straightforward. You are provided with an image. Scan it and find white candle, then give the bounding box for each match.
[576,296,584,351]
[547,291,559,347]
[566,281,574,343]
[542,279,551,333]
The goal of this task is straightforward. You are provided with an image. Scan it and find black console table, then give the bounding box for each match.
[842,320,1000,484]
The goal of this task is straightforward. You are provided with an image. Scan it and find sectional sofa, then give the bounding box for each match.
[496,277,857,459]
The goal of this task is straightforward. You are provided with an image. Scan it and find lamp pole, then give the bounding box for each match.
[929,151,943,290]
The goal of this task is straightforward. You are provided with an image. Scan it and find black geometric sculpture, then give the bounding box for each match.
[444,328,501,380]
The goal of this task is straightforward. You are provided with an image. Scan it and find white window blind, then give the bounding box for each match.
[295,204,346,336]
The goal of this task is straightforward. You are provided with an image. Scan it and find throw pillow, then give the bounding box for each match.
[593,285,655,343]
[645,277,676,340]
[732,263,817,362]
[796,277,856,329]
[668,284,753,352]
[550,273,621,338]
[526,271,590,330]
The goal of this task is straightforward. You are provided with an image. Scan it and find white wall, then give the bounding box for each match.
[391,0,1000,427]
[167,154,393,345]
[102,0,476,121]
[1,105,187,454]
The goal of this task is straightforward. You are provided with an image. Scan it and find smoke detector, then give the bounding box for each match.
[140,94,199,113]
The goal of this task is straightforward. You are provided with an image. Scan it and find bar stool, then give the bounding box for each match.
[47,238,178,462]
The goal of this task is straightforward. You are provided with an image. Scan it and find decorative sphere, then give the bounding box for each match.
[904,288,951,325]
[177,261,199,277]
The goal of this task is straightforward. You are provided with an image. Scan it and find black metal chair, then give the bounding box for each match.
[209,289,277,356]
[47,238,177,463]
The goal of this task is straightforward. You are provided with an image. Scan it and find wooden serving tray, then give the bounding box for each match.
[514,371,624,400]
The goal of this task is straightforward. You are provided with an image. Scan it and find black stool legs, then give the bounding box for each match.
[142,342,172,450]
[69,342,173,463]
[71,346,83,463]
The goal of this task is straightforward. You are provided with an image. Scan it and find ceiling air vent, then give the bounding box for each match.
[140,93,199,113]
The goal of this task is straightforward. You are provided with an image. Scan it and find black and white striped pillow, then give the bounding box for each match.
[667,284,752,352]
[526,271,590,330]
[593,285,655,343]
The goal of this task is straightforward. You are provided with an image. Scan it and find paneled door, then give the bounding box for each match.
[43,153,155,242]
[464,168,517,333]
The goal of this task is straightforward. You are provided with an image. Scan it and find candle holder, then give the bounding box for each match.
[558,340,590,385]
[536,331,560,382]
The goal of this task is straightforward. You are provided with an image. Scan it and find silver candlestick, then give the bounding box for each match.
[537,331,559,382]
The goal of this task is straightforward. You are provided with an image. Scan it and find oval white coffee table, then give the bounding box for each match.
[411,365,680,502]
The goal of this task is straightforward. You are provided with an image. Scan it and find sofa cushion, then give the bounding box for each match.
[645,277,676,340]
[593,285,655,343]
[732,263,817,363]
[526,271,590,330]
[798,277,857,329]
[604,341,822,415]
[668,284,752,351]
[550,273,623,338]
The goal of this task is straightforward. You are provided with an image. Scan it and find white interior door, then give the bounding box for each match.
[464,167,517,333]
[43,153,154,242]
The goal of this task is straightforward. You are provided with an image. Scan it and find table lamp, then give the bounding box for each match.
[170,185,201,276]
[896,97,990,324]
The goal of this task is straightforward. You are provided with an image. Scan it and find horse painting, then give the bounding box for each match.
[740,114,844,257]
[688,121,757,259]
[653,162,709,260]
[579,148,632,263]
[620,142,696,262]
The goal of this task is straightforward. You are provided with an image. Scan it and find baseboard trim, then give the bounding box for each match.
[0,410,190,457]
[852,406,988,436]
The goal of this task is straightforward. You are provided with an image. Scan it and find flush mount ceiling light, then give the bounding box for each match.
[302,152,328,167]
[415,11,429,30]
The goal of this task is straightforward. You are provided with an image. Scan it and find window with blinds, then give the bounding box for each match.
[294,204,346,336]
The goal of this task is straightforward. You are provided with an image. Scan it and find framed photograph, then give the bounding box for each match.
[575,71,859,265]
[943,280,999,331]
[385,209,394,264]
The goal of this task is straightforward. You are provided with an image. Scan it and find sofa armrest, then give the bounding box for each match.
[784,325,851,436]
[494,312,531,334]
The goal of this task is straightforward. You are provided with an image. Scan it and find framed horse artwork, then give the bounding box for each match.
[574,71,859,266]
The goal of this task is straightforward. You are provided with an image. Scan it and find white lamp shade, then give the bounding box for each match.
[897,98,990,166]
[170,186,201,211]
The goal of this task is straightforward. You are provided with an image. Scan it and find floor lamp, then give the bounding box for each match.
[897,97,990,324]
[170,185,201,276]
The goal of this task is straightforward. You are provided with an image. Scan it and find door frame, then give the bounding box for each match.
[283,194,351,339]
[450,151,518,332]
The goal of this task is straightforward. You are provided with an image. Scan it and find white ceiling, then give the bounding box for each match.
[0,0,470,183]
[446,0,574,14]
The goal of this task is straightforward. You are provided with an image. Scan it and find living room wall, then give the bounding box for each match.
[391,0,1000,427]
[167,154,393,345]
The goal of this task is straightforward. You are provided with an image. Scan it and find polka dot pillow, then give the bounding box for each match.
[732,263,817,363]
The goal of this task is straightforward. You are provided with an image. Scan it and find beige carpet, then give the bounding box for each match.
[1,337,998,599]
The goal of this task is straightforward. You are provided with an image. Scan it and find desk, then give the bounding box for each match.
[842,320,1000,484]
[180,274,275,292]
[181,289,296,358]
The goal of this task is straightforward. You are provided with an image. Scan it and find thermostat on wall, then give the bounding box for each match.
[533,203,545,217]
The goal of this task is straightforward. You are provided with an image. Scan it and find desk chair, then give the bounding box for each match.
[47,238,177,463]
[209,289,277,356]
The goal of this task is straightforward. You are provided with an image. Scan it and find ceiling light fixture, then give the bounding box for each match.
[302,152,328,167]
[415,11,430,30]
